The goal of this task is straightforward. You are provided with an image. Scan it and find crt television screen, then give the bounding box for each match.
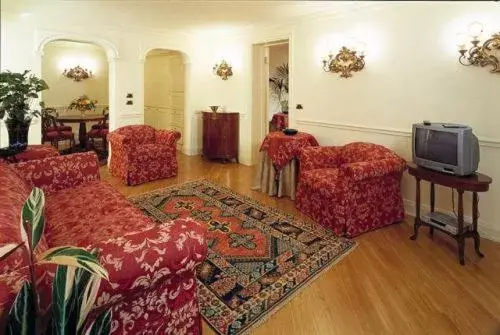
[415,128,458,166]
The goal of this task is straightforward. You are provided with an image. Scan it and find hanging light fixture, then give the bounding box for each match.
[63,65,93,81]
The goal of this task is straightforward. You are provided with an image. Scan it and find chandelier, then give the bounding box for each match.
[456,22,500,74]
[322,45,365,78]
[63,65,93,82]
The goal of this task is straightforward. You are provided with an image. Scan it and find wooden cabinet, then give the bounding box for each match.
[202,112,239,163]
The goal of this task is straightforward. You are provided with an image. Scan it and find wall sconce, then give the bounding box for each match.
[322,43,365,78]
[213,59,233,80]
[63,65,93,82]
[456,22,500,73]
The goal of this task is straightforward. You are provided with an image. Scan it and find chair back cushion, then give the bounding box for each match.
[113,125,156,145]
[341,142,397,163]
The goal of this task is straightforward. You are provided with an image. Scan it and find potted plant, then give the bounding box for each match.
[0,70,49,149]
[269,63,289,114]
[0,188,112,334]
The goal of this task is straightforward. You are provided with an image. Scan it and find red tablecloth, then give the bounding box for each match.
[271,113,288,131]
[259,131,319,171]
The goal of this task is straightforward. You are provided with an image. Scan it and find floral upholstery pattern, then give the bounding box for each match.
[296,142,406,237]
[260,131,319,172]
[0,153,207,334]
[0,145,60,164]
[13,151,100,194]
[108,125,181,186]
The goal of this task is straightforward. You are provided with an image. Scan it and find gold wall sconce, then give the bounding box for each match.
[456,22,500,74]
[213,60,233,80]
[322,44,365,78]
[63,65,93,82]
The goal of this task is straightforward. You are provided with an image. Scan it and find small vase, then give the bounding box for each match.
[209,105,219,113]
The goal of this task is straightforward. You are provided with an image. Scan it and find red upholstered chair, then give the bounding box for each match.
[42,108,72,132]
[41,114,75,149]
[108,125,181,185]
[87,112,109,150]
[296,142,407,237]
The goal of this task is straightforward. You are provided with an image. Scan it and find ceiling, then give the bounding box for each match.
[2,0,379,34]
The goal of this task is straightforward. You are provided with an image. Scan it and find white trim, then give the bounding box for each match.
[403,199,500,243]
[296,119,500,148]
[120,113,143,118]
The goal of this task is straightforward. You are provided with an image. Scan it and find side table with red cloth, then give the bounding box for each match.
[0,144,59,163]
[253,131,319,200]
[270,113,289,131]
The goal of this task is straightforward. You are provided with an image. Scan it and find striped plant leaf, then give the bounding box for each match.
[77,272,101,333]
[86,309,112,335]
[37,246,109,280]
[20,187,45,250]
[6,281,36,335]
[0,242,23,261]
[51,265,76,335]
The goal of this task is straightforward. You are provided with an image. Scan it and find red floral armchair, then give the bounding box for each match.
[108,125,181,185]
[0,153,207,334]
[296,142,407,237]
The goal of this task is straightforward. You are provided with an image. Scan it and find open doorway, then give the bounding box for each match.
[41,40,109,159]
[251,40,289,165]
[143,49,185,149]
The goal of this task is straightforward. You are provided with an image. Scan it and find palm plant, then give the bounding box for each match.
[0,188,112,335]
[269,63,289,113]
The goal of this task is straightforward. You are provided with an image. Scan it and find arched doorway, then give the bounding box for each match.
[144,49,186,148]
[40,40,109,157]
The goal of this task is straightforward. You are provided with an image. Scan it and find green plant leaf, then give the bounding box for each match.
[38,246,109,280]
[51,265,78,335]
[0,242,24,261]
[77,270,102,332]
[6,281,36,335]
[21,187,45,251]
[87,309,112,335]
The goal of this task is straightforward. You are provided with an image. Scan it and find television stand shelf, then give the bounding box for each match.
[407,162,493,265]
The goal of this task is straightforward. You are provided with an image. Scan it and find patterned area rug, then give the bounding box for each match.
[130,180,356,335]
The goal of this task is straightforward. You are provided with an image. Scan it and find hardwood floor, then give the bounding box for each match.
[101,153,500,335]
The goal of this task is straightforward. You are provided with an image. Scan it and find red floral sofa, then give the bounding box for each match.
[296,142,407,237]
[108,125,181,186]
[0,152,207,334]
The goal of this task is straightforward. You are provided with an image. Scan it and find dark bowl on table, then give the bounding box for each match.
[282,128,298,136]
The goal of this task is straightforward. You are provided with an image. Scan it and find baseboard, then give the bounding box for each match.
[403,199,500,243]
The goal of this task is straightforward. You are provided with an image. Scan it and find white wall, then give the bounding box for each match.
[42,41,109,110]
[287,2,500,241]
[268,43,289,120]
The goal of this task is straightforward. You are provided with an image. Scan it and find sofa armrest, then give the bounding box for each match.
[299,146,343,173]
[13,152,100,194]
[155,129,181,147]
[341,157,407,182]
[94,218,207,298]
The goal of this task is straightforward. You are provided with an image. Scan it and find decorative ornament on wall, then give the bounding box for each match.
[63,65,93,81]
[456,22,500,74]
[213,60,233,80]
[322,44,365,78]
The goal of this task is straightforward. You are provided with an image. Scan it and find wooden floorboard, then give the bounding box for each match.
[101,153,500,335]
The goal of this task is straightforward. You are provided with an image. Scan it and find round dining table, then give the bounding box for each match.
[56,114,106,148]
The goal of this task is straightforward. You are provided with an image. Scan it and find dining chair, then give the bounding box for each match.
[42,114,76,149]
[41,108,72,132]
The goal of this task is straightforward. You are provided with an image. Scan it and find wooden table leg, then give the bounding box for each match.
[78,121,87,148]
[472,192,484,258]
[457,190,465,265]
[429,182,435,238]
[410,178,421,240]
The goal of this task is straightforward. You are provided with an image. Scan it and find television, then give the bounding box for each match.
[412,122,479,176]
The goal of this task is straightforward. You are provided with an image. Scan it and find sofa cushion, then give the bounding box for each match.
[129,144,174,164]
[341,142,395,163]
[0,163,48,274]
[114,125,156,145]
[45,181,155,247]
